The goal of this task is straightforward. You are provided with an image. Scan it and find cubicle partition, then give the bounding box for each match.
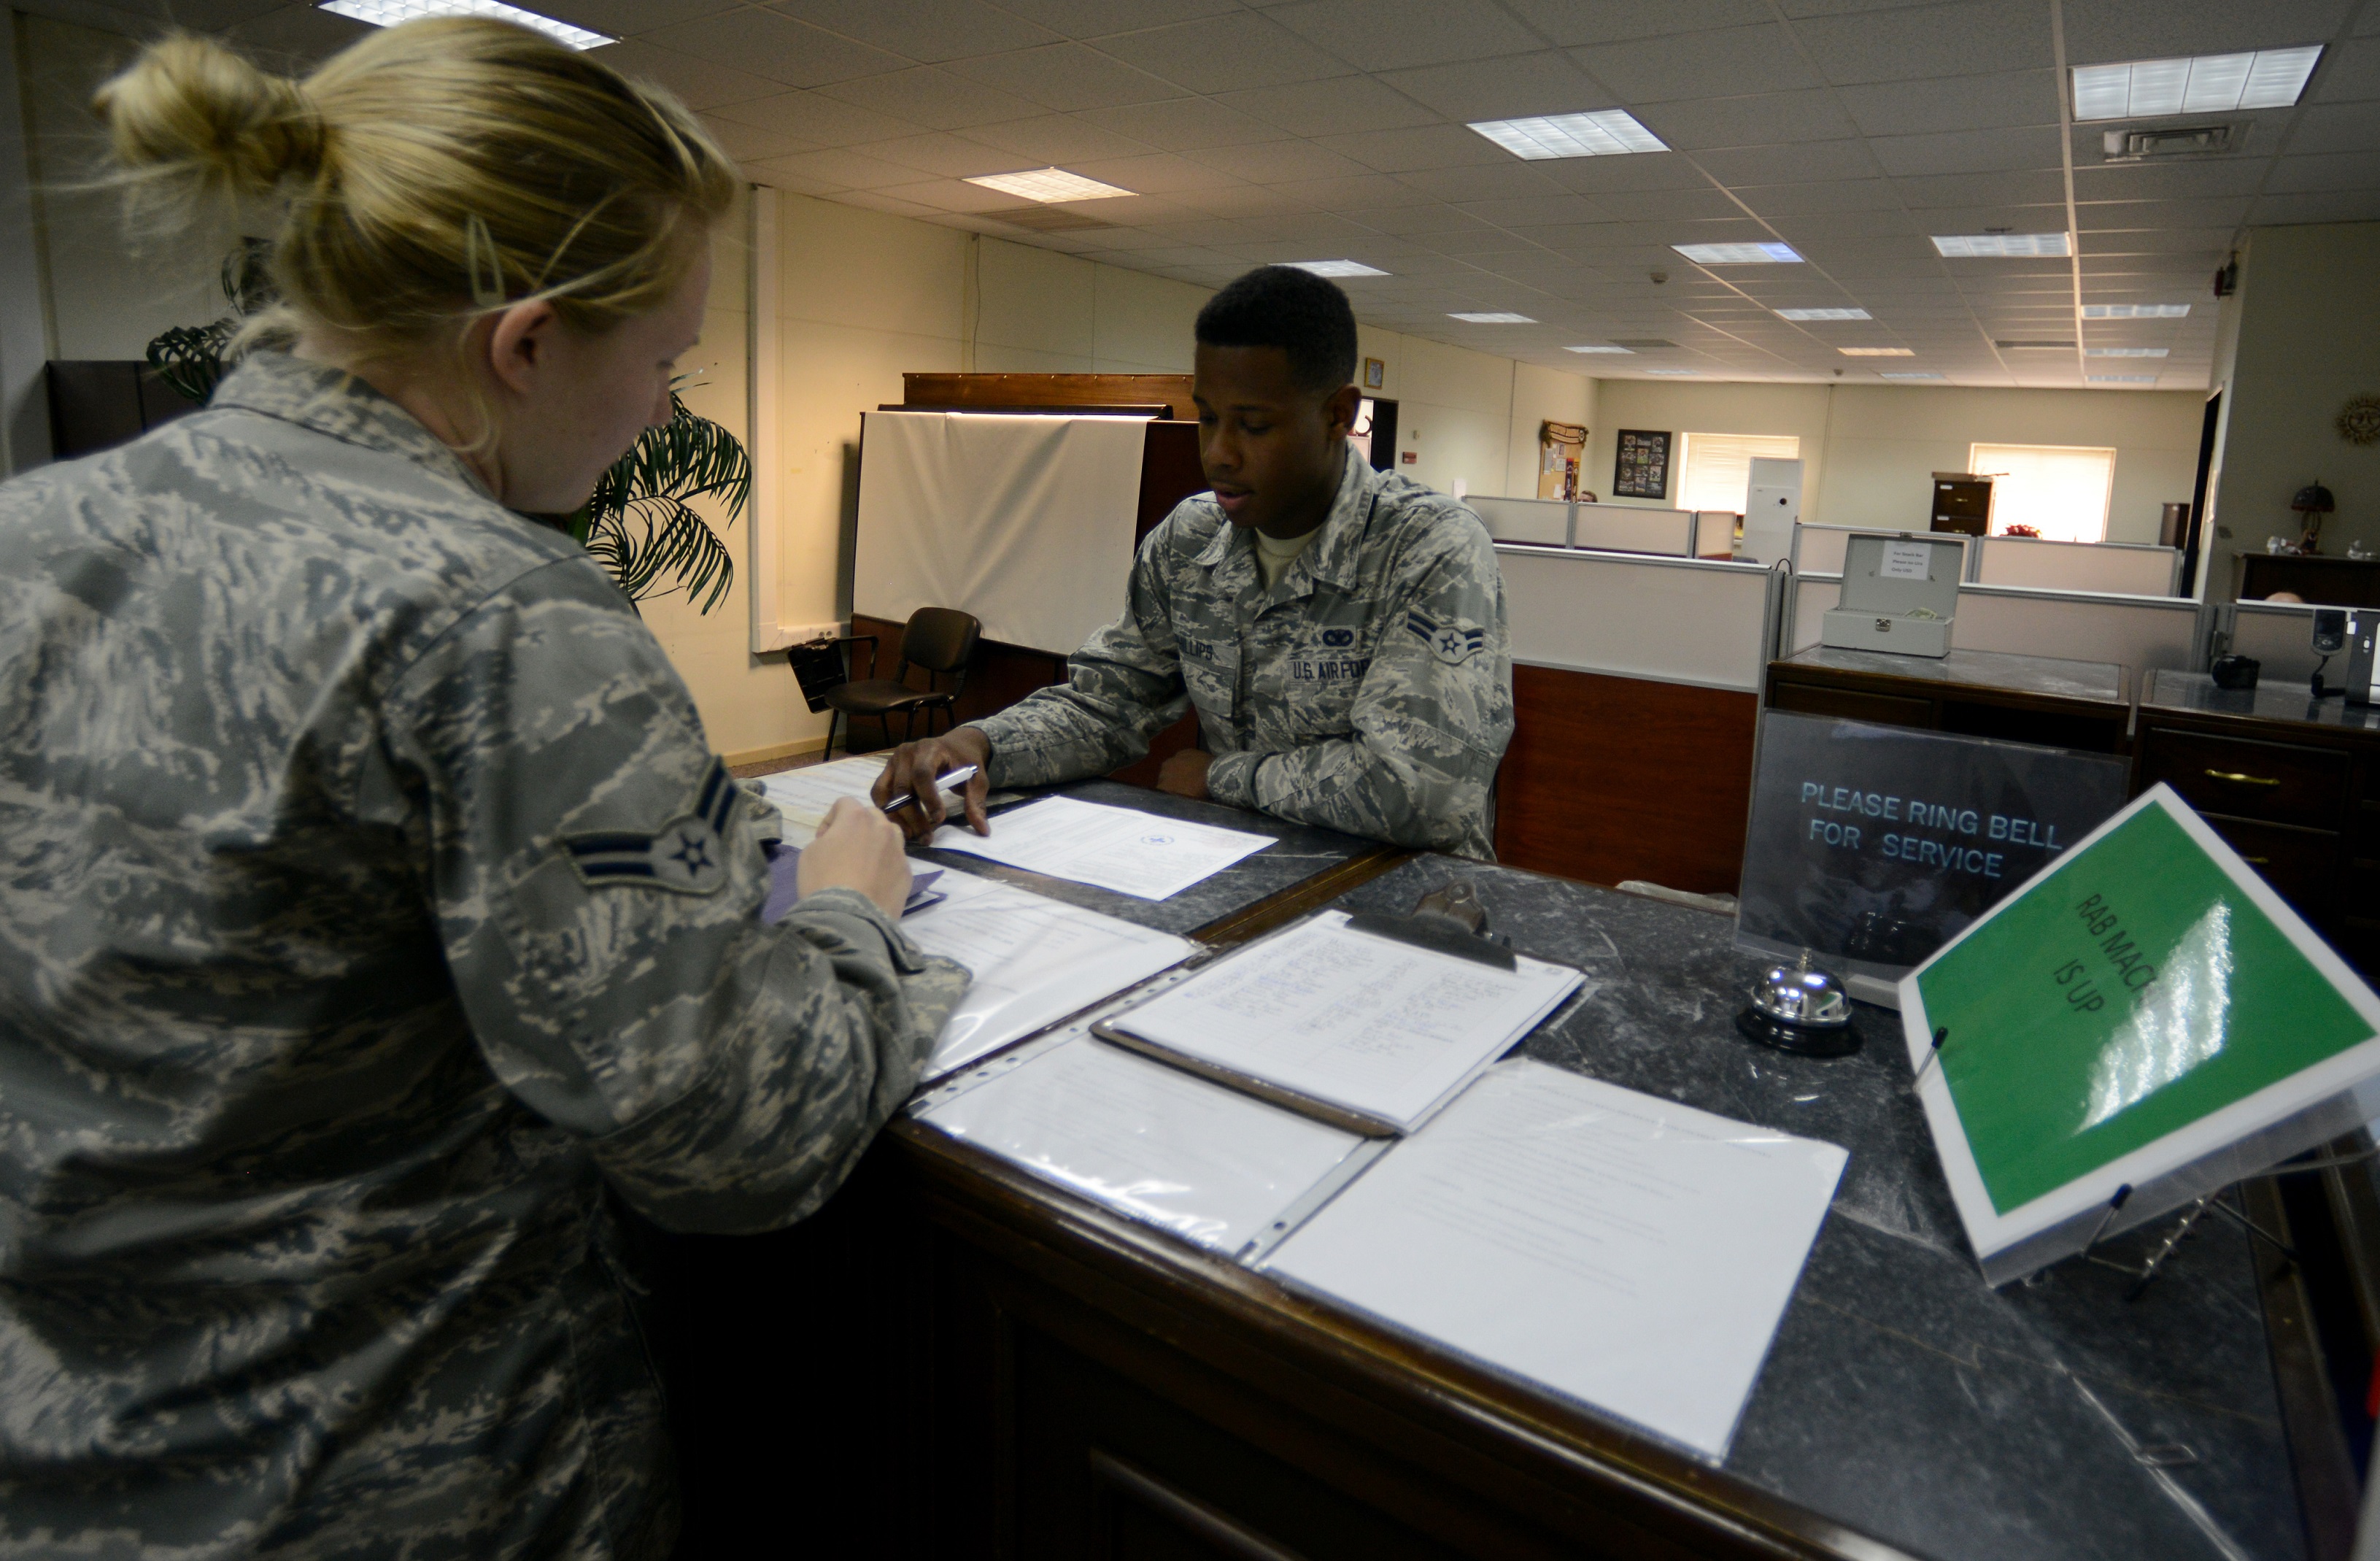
[1467,494,1569,548]
[1785,572,2200,672]
[1495,547,1785,895]
[1974,534,2183,596]
[1572,504,1699,558]
[1467,496,1712,558]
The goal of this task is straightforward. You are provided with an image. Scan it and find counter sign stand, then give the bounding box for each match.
[1901,784,2380,1286]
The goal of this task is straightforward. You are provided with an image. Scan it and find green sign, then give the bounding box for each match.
[1916,801,2372,1215]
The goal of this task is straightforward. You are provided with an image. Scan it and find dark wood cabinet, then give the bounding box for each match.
[2235,553,2380,608]
[1765,645,2133,755]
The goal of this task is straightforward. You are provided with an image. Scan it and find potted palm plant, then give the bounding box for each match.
[149,242,747,614]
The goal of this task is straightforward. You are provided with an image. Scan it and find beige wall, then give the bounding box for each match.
[1585,379,2202,545]
[2205,222,2380,599]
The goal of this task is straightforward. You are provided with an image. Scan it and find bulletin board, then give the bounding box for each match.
[1613,429,1672,499]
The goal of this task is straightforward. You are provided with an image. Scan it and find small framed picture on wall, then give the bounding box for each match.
[1363,357,1385,390]
[1613,429,1672,500]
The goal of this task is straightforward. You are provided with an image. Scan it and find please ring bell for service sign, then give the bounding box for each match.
[1736,951,1862,1058]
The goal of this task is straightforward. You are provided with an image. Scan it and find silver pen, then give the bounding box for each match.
[881,763,979,816]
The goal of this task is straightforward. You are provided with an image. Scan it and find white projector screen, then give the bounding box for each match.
[854,411,1153,655]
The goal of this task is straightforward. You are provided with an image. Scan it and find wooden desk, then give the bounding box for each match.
[2236,553,2380,608]
[2133,668,2380,979]
[1767,644,2133,756]
[644,787,2325,1560]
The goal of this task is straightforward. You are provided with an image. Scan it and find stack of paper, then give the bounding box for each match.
[1262,1061,1847,1462]
[930,794,1273,900]
[901,871,1197,1080]
[1098,911,1585,1135]
[922,1034,1372,1256]
[755,756,892,846]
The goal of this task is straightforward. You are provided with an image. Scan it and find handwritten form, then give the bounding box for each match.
[756,757,891,847]
[901,871,1194,1081]
[922,1035,1366,1254]
[1106,911,1584,1133]
[930,795,1272,900]
[1263,1061,1847,1461]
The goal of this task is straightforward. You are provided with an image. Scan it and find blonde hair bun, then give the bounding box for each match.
[94,34,322,200]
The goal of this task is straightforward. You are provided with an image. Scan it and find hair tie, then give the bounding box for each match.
[463,213,506,308]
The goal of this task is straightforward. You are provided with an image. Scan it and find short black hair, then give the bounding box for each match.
[1194,266,1359,396]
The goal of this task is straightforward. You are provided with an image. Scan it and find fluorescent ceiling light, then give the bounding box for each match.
[2071,46,2322,120]
[964,166,1135,202]
[320,0,611,45]
[1839,347,1915,357]
[2087,347,2169,357]
[1645,368,1698,375]
[2088,374,2159,383]
[1932,232,2072,258]
[1566,344,1633,354]
[1673,242,1802,264]
[1448,312,1534,323]
[2083,303,2190,318]
[1466,109,1667,160]
[1879,371,1944,380]
[1286,260,1388,277]
[1775,307,1871,321]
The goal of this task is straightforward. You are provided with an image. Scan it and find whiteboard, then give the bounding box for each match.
[1501,547,1777,691]
[854,411,1151,655]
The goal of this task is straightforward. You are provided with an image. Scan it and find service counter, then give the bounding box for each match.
[641,781,2334,1561]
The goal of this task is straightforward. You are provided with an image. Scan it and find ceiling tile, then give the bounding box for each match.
[1064,151,1246,193]
[749,147,924,189]
[1836,70,2060,137]
[700,116,811,162]
[1185,140,1376,182]
[2075,196,2252,230]
[1213,76,1441,139]
[1342,202,1502,235]
[868,177,1023,213]
[1535,153,1715,193]
[1314,124,1516,173]
[708,90,923,144]
[1592,187,1747,221]
[1633,90,1862,149]
[946,44,1181,111]
[1452,194,1619,228]
[741,160,854,197]
[1763,207,1921,238]
[989,0,1240,34]
[2313,37,2380,103]
[815,67,1049,131]
[2068,161,2274,201]
[1098,12,1353,93]
[1795,0,2054,86]
[1890,170,2068,207]
[1571,25,1823,102]
[643,11,908,88]
[2287,102,2380,155]
[541,0,741,36]
[1395,163,1569,201]
[1270,174,1442,209]
[1075,98,1283,151]
[1694,139,1886,186]
[764,0,1060,61]
[845,132,1027,178]
[2261,151,2380,192]
[1377,52,1616,121]
[1271,0,1544,71]
[2058,0,2350,67]
[2247,188,2380,223]
[1869,126,2064,177]
[957,114,1156,162]
[591,41,787,109]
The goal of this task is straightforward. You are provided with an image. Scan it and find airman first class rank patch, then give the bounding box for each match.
[1407,609,1485,666]
[562,755,737,895]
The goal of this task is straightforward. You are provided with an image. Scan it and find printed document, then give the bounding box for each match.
[1263,1061,1846,1461]
[903,871,1195,1080]
[756,757,891,846]
[1104,911,1584,1133]
[922,1035,1364,1254]
[930,794,1272,900]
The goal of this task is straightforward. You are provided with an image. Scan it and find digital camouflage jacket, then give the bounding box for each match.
[0,352,966,1559]
[972,442,1514,859]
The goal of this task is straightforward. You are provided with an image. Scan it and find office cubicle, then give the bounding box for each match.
[1784,573,2201,674]
[1468,496,1734,560]
[1974,535,2183,596]
[1468,494,1570,548]
[1502,547,1782,691]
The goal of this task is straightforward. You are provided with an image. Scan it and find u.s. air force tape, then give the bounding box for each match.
[1405,609,1485,666]
[561,755,737,895]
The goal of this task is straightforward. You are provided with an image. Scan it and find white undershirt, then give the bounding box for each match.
[1253,524,1322,589]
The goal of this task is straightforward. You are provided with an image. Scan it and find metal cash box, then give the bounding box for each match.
[1820,531,1962,658]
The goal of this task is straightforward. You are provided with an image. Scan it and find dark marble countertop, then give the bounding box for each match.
[908,777,1386,936]
[1331,857,2301,1561]
[2145,667,2380,736]
[1778,644,2129,704]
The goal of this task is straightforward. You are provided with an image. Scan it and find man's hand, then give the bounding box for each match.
[797,798,913,919]
[870,726,994,841]
[1156,748,1213,801]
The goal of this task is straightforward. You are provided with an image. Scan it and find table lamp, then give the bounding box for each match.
[2292,481,2335,554]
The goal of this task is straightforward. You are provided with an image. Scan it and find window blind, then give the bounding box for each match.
[1677,433,1800,513]
[1969,443,2116,543]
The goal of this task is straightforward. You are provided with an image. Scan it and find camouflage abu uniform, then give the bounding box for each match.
[0,353,967,1559]
[973,442,1513,858]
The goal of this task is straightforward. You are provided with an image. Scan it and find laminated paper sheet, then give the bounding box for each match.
[930,795,1272,901]
[922,1034,1367,1255]
[1263,1060,1847,1462]
[854,410,1149,656]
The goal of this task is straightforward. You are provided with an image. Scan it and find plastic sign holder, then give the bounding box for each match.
[1899,783,2380,1287]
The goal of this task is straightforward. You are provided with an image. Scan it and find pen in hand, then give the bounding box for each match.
[880,763,978,818]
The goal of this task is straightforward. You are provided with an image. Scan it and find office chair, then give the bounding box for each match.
[789,606,981,759]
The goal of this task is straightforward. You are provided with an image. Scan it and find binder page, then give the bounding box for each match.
[1263,1060,1847,1462]
[930,795,1272,900]
[757,757,888,847]
[922,1035,1364,1254]
[1108,911,1584,1133]
[903,871,1195,1081]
